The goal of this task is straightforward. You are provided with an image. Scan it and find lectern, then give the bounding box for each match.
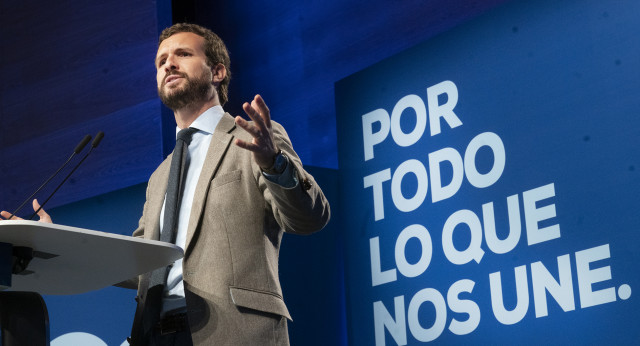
[0,220,183,346]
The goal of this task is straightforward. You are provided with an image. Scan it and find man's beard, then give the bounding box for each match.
[158,72,212,110]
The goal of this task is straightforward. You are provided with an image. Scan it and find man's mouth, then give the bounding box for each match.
[164,73,186,87]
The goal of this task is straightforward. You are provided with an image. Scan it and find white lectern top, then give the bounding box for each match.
[0,220,183,295]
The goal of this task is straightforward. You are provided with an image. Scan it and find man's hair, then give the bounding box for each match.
[159,23,231,106]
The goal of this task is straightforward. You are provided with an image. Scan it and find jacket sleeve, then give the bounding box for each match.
[257,122,331,235]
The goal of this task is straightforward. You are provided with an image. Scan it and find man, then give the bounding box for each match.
[2,23,330,345]
[127,23,330,345]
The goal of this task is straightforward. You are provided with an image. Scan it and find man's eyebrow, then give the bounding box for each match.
[175,47,195,54]
[156,47,196,63]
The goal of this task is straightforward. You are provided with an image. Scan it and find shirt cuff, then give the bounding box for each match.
[262,157,298,188]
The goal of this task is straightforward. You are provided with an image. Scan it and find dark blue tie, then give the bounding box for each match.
[160,127,198,244]
[143,127,198,330]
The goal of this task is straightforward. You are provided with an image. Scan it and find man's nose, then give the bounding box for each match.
[165,55,178,71]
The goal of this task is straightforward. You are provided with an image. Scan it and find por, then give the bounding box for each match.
[362,80,462,161]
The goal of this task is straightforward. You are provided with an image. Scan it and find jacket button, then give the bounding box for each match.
[302,179,313,191]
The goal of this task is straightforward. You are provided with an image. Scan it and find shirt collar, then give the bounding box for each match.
[175,105,224,137]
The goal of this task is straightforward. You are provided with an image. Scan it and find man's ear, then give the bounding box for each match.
[212,63,226,85]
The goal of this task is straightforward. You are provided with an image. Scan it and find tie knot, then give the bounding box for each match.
[176,127,198,145]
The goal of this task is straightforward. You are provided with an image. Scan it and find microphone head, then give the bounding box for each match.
[74,135,92,153]
[92,131,105,148]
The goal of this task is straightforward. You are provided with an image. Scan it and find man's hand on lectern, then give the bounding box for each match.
[0,199,52,223]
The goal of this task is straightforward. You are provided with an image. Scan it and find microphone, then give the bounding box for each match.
[8,134,92,220]
[29,131,105,220]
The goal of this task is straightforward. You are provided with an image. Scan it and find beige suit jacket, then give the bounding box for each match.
[130,113,330,345]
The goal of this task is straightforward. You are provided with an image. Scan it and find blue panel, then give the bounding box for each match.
[189,0,508,169]
[279,166,347,346]
[336,0,639,344]
[0,0,164,212]
[2,100,163,212]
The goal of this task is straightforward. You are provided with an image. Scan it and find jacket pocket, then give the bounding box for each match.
[210,169,242,188]
[229,286,292,321]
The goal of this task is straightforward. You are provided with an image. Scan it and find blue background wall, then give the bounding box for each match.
[0,0,165,212]
[0,0,507,214]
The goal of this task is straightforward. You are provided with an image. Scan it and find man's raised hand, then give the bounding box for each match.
[234,94,279,170]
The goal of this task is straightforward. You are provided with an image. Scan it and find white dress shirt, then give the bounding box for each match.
[160,105,223,314]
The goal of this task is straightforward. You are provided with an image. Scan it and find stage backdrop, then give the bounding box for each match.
[336,0,639,344]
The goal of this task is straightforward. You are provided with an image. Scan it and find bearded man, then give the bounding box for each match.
[121,23,330,345]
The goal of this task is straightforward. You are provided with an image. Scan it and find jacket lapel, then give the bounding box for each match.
[184,113,236,252]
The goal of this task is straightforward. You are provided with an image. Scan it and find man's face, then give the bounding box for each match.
[156,32,214,110]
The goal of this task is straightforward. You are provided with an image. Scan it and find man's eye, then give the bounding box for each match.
[179,52,191,57]
[158,59,166,66]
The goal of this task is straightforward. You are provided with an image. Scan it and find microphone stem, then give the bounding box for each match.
[9,152,76,220]
[29,147,95,220]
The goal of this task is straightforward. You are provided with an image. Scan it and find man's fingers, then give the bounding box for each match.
[242,102,267,132]
[32,199,52,223]
[0,200,52,222]
[239,95,272,135]
[0,201,52,222]
[234,138,260,153]
[235,94,277,169]
[253,95,271,126]
[32,199,42,213]
[235,116,261,138]
[0,210,21,220]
